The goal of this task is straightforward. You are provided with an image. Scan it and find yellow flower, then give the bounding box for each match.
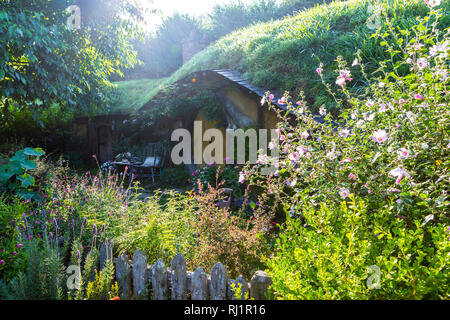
[436,160,442,166]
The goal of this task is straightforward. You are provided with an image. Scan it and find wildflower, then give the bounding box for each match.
[12,252,17,256]
[268,94,275,101]
[280,135,286,141]
[278,97,287,105]
[366,100,375,107]
[437,69,448,81]
[296,101,302,105]
[341,157,352,163]
[316,67,323,75]
[297,146,307,156]
[379,103,387,113]
[389,167,411,184]
[348,173,356,179]
[268,142,275,150]
[301,131,309,139]
[421,143,429,150]
[398,148,411,160]
[326,151,336,160]
[378,82,386,88]
[339,129,350,138]
[17,244,23,249]
[414,93,424,101]
[0,260,4,265]
[207,162,215,167]
[336,70,352,87]
[424,0,441,8]
[339,188,350,199]
[352,58,359,66]
[238,172,245,184]
[398,98,407,104]
[351,111,358,119]
[372,130,388,144]
[289,152,300,162]
[319,107,326,116]
[363,112,375,121]
[260,96,266,105]
[417,58,429,69]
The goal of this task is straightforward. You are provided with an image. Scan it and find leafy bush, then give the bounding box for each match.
[241,2,449,299]
[0,147,45,200]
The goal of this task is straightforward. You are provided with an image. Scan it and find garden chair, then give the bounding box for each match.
[131,142,167,184]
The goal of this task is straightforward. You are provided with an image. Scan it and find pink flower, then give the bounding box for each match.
[425,0,441,8]
[268,94,275,101]
[280,135,286,141]
[414,93,424,101]
[17,244,23,249]
[417,58,429,69]
[389,167,411,184]
[316,67,323,75]
[238,172,245,184]
[372,129,388,144]
[339,188,350,199]
[398,148,410,160]
[288,152,300,162]
[296,101,302,105]
[399,98,407,104]
[0,260,4,265]
[278,97,287,105]
[336,70,352,87]
[348,173,356,179]
[336,77,346,87]
[339,129,350,138]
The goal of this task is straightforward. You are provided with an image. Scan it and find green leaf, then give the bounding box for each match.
[23,147,45,156]
[21,160,37,170]
[17,173,34,188]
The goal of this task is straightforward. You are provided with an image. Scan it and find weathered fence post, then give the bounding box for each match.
[114,252,131,300]
[210,262,227,300]
[250,271,272,300]
[152,259,168,300]
[231,275,248,300]
[191,267,208,300]
[132,249,148,299]
[171,253,187,300]
[99,241,112,270]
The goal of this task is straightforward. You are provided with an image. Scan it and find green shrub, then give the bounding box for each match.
[242,3,449,299]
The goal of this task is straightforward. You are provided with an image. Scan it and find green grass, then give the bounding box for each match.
[159,0,448,111]
[109,78,168,114]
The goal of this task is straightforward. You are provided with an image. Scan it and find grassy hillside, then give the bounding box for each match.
[109,78,168,114]
[161,0,448,111]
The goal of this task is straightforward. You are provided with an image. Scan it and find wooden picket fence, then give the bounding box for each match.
[99,243,272,300]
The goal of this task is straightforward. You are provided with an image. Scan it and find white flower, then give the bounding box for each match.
[437,69,448,82]
[326,151,336,160]
[268,142,275,150]
[378,82,386,88]
[421,143,429,150]
[238,172,245,184]
[289,152,300,162]
[425,0,441,8]
[422,214,434,226]
[372,130,388,143]
[429,41,448,59]
[379,103,387,113]
[417,58,429,69]
[366,99,375,107]
[339,129,351,138]
[389,167,411,184]
[301,131,310,139]
[352,58,359,66]
[319,107,327,116]
[351,111,358,120]
[356,120,365,128]
[363,112,375,121]
[339,188,350,199]
[397,148,411,160]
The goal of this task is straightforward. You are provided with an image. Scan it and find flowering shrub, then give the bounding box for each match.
[242,3,449,299]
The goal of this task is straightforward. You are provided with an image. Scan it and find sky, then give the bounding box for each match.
[139,0,261,32]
